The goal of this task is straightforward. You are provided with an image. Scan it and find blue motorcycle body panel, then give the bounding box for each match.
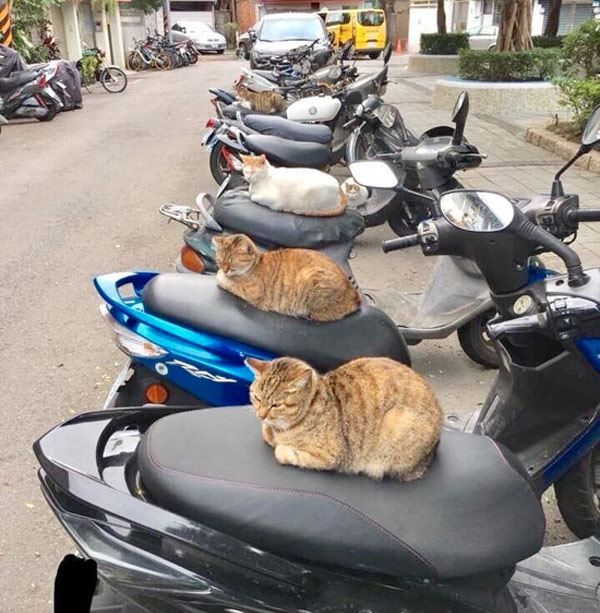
[94,272,275,406]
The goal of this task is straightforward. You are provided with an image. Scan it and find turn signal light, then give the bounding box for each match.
[181,245,205,273]
[145,383,169,404]
[206,117,218,128]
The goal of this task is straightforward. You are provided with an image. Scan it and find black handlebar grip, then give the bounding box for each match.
[382,234,419,253]
[566,208,600,223]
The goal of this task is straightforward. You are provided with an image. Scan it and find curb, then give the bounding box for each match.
[525,126,600,174]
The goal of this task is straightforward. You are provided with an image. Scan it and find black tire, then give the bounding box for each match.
[457,310,500,369]
[189,50,198,64]
[37,94,59,122]
[127,52,143,71]
[217,49,225,55]
[387,206,417,236]
[209,141,239,185]
[249,56,257,69]
[239,42,248,59]
[554,444,600,538]
[369,51,381,59]
[100,67,128,93]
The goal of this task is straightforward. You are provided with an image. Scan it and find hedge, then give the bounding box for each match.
[420,33,469,55]
[458,48,560,82]
[532,35,564,48]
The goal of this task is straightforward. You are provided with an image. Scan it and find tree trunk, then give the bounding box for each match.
[496,0,533,52]
[383,0,396,47]
[543,0,561,37]
[437,0,447,34]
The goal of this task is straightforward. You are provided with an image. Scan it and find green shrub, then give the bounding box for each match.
[561,19,600,78]
[420,33,469,55]
[531,35,564,48]
[458,48,560,82]
[555,77,600,132]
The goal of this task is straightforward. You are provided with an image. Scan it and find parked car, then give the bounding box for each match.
[237,20,262,60]
[249,12,330,69]
[171,21,226,54]
[466,24,498,50]
[325,9,386,59]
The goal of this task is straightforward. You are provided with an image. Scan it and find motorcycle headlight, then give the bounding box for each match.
[372,103,397,129]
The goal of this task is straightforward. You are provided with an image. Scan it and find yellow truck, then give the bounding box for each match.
[325,9,386,59]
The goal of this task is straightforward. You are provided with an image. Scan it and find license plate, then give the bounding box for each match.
[368,41,378,47]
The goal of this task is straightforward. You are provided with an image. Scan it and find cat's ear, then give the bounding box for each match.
[240,154,251,164]
[288,367,315,393]
[245,357,269,376]
[257,154,267,164]
[212,236,224,248]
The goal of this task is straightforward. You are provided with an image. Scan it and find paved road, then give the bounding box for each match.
[1,56,594,611]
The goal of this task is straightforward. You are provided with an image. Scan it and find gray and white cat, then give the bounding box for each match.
[241,154,347,217]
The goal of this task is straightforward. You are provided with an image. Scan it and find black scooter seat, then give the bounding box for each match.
[213,188,364,248]
[0,70,37,94]
[138,406,545,580]
[245,134,332,168]
[244,114,333,144]
[142,273,409,372]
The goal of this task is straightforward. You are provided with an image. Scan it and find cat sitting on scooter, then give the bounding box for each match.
[241,154,347,217]
[213,233,360,321]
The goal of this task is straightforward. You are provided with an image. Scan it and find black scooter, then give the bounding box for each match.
[0,64,60,121]
[36,108,600,612]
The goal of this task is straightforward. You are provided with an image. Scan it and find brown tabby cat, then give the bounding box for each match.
[234,83,287,113]
[213,234,360,321]
[246,356,443,481]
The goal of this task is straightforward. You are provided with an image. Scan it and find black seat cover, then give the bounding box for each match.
[138,407,545,579]
[214,188,364,248]
[245,134,331,168]
[142,274,410,372]
[244,114,333,144]
[221,103,286,120]
[0,70,36,94]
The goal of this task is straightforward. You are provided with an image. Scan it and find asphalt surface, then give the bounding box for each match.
[0,56,574,612]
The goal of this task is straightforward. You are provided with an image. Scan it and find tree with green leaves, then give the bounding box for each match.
[9,0,60,61]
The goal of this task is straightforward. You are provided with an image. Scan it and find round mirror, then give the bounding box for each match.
[349,161,398,189]
[582,104,600,147]
[451,91,467,123]
[440,190,515,232]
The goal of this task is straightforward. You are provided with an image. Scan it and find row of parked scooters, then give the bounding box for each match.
[34,45,600,612]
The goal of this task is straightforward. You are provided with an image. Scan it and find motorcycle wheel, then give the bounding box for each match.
[189,50,199,64]
[100,67,128,93]
[457,310,500,369]
[386,206,418,236]
[127,52,143,71]
[209,141,239,185]
[554,444,600,538]
[154,52,171,70]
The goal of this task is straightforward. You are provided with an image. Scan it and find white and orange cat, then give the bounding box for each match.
[241,154,347,217]
[247,356,443,481]
[341,178,369,209]
[213,233,360,321]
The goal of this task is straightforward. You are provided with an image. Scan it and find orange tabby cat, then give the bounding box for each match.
[213,234,360,321]
[247,356,443,481]
[234,83,287,113]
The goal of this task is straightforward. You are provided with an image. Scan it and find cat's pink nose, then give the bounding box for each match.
[257,407,268,419]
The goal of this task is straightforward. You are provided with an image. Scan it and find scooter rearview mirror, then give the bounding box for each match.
[349,161,399,189]
[451,91,469,145]
[440,190,515,233]
[581,104,600,148]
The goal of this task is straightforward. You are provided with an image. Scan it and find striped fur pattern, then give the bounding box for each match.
[234,84,287,113]
[247,356,443,481]
[213,234,360,322]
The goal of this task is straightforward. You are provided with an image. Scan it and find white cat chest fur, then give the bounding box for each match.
[286,96,342,123]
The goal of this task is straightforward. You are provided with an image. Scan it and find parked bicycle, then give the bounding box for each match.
[76,46,128,94]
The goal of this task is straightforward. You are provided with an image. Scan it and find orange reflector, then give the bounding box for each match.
[181,245,205,273]
[145,383,169,404]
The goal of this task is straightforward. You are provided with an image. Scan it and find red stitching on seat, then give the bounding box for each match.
[143,425,440,578]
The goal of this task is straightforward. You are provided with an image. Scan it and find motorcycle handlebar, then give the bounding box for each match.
[486,312,549,340]
[382,234,419,253]
[565,208,600,223]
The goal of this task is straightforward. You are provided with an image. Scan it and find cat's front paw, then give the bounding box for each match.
[275,444,299,466]
[262,423,276,447]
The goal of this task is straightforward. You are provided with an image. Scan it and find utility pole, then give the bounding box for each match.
[163,0,172,42]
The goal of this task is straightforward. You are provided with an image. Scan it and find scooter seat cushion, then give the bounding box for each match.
[244,114,333,144]
[138,406,545,580]
[142,273,410,372]
[0,70,37,93]
[220,103,286,120]
[244,134,332,168]
[214,188,364,248]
